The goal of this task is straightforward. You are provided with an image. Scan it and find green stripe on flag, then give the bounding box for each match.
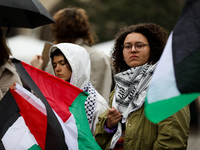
[28,144,42,150]
[69,92,101,150]
[145,93,199,123]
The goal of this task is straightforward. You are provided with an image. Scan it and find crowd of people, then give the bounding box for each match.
[0,6,195,150]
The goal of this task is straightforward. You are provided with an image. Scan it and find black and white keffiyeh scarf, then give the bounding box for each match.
[83,82,97,128]
[110,63,158,149]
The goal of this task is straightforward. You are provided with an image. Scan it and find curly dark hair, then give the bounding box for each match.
[111,23,168,74]
[0,28,12,67]
[50,7,96,46]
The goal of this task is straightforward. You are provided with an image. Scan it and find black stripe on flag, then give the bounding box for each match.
[172,0,200,93]
[12,58,68,150]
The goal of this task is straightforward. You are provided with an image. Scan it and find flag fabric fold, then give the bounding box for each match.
[2,58,101,150]
[145,0,200,123]
[0,84,45,150]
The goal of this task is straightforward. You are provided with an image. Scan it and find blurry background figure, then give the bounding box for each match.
[0,28,22,100]
[31,7,113,103]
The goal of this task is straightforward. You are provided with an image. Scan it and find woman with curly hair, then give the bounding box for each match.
[0,28,22,100]
[51,7,94,45]
[94,23,190,150]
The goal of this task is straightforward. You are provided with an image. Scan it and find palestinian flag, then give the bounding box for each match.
[145,0,200,123]
[0,84,47,150]
[8,58,101,150]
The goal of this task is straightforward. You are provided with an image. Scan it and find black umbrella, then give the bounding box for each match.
[0,0,55,29]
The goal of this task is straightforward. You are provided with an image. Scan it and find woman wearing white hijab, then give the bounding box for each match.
[49,43,108,135]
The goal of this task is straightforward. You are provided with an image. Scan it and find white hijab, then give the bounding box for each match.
[49,43,91,90]
[49,43,97,129]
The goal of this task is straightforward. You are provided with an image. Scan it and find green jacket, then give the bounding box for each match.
[94,90,190,150]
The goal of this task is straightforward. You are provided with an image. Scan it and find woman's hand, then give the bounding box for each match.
[31,55,44,69]
[106,107,122,128]
[9,82,16,90]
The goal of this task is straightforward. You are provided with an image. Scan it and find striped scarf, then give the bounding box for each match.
[110,62,158,149]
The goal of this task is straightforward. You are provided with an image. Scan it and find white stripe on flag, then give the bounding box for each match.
[54,111,79,150]
[15,83,46,115]
[2,117,38,150]
[147,32,180,103]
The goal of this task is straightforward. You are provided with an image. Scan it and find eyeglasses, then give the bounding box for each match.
[122,42,149,52]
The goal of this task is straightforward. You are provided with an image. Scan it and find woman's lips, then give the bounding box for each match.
[130,55,138,59]
[57,74,62,78]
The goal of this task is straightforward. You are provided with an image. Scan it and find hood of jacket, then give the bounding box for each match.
[49,43,91,90]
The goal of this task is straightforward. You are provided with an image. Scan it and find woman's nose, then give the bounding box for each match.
[55,64,60,71]
[131,45,137,52]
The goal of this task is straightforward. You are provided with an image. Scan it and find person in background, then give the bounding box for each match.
[49,43,108,135]
[31,7,112,103]
[0,27,22,100]
[94,23,190,149]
